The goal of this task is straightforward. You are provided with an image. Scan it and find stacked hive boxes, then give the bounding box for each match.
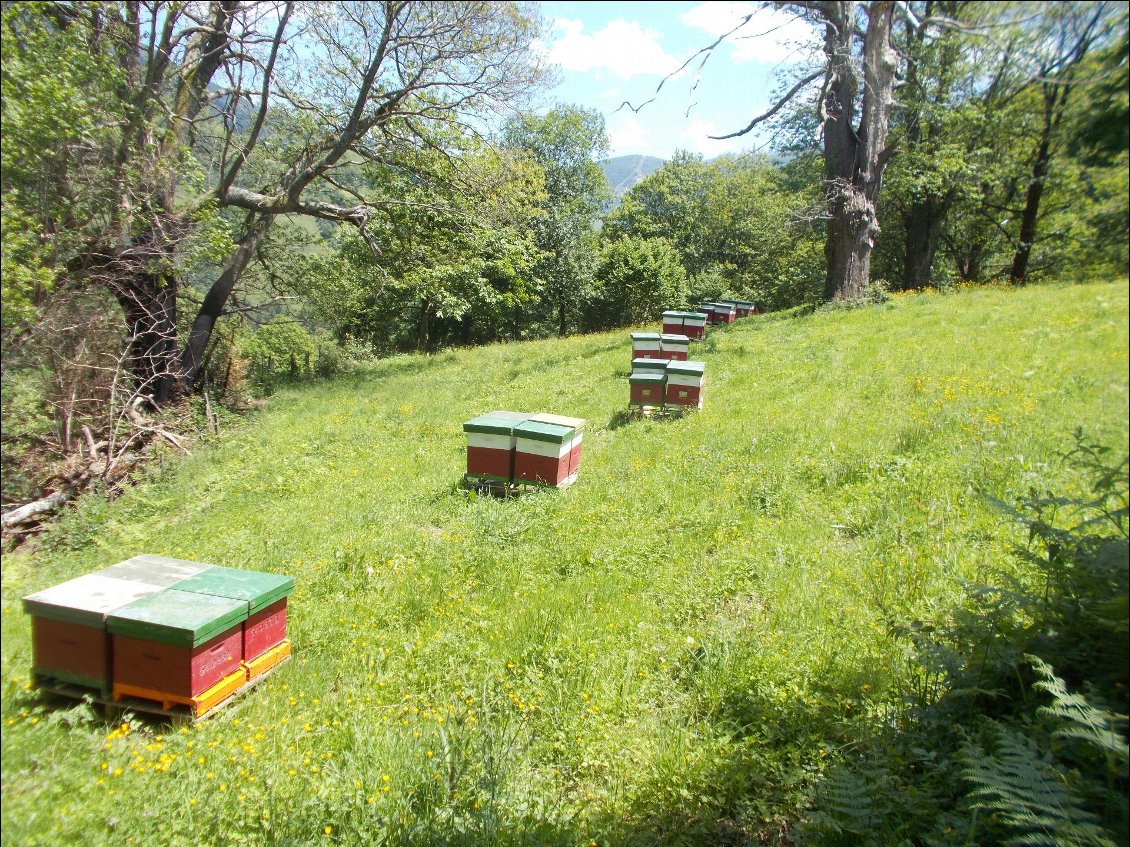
[464,411,586,490]
[23,556,213,695]
[462,411,530,484]
[665,361,707,410]
[630,332,662,359]
[23,556,294,717]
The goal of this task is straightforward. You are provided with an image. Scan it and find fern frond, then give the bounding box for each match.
[1028,656,1130,763]
[962,725,1116,847]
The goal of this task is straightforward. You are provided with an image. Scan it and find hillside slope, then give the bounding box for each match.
[2,282,1127,846]
[602,153,665,199]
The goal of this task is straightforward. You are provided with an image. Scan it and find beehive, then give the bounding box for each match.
[513,420,581,488]
[711,302,736,323]
[98,554,213,586]
[630,332,662,359]
[696,303,718,324]
[659,333,690,361]
[171,566,294,666]
[631,357,668,376]
[23,573,167,693]
[661,311,684,335]
[629,372,666,407]
[463,411,531,483]
[107,589,247,704]
[682,311,709,339]
[529,413,586,483]
[734,300,755,318]
[666,360,706,409]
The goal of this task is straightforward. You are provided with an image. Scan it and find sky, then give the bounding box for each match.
[532,1,822,161]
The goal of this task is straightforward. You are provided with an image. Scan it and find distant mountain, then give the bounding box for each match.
[602,154,665,200]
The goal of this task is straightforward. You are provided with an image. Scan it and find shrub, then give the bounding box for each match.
[585,236,687,330]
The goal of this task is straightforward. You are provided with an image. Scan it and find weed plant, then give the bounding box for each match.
[1,281,1127,846]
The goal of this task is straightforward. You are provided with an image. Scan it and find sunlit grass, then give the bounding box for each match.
[2,280,1127,845]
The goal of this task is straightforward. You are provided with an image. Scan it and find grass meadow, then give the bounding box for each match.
[2,281,1127,846]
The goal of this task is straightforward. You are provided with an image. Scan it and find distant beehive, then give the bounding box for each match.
[630,332,662,359]
[659,333,690,361]
[666,361,706,409]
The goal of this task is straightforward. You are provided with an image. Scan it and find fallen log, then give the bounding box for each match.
[1,490,70,531]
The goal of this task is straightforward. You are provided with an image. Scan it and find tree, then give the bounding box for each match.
[503,106,611,336]
[585,236,687,330]
[2,1,545,403]
[1006,2,1121,284]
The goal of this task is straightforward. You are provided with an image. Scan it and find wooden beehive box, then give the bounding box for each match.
[682,311,709,339]
[529,413,586,483]
[661,311,684,335]
[630,332,662,360]
[666,360,706,409]
[107,589,248,712]
[734,300,755,317]
[463,411,531,483]
[23,574,167,693]
[513,420,578,488]
[629,371,666,407]
[171,566,294,674]
[659,333,690,361]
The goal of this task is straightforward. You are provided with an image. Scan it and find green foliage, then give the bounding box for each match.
[802,425,1130,845]
[240,317,318,387]
[585,236,688,330]
[604,151,825,312]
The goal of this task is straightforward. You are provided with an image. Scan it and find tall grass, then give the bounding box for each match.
[2,281,1127,846]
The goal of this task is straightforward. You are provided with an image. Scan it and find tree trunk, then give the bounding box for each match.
[1008,91,1059,285]
[418,298,432,350]
[901,191,954,290]
[819,1,897,302]
[180,213,275,390]
[114,272,180,406]
[558,300,567,337]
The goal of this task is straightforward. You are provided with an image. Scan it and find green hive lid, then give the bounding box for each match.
[463,412,529,436]
[528,413,586,434]
[632,357,668,371]
[661,311,682,319]
[630,332,661,342]
[629,372,667,384]
[735,300,754,308]
[513,420,572,444]
[172,566,294,615]
[659,334,690,344]
[23,573,165,627]
[668,360,706,376]
[107,589,247,648]
[684,311,709,320]
[99,554,213,588]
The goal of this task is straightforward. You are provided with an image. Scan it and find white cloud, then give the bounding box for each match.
[681,3,819,65]
[606,114,650,156]
[545,17,681,79]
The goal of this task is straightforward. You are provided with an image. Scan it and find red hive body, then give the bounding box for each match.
[665,361,706,409]
[463,411,531,483]
[107,589,248,700]
[630,332,662,360]
[244,599,288,660]
[513,420,579,488]
[112,628,242,698]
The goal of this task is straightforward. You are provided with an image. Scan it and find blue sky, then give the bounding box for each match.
[532,1,821,160]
